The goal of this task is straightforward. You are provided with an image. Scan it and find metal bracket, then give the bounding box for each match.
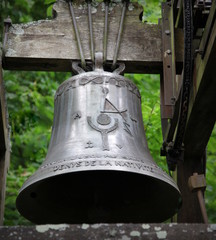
[161,2,177,134]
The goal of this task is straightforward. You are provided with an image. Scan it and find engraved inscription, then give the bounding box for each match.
[116,144,123,149]
[115,80,126,87]
[79,76,103,85]
[87,116,118,151]
[53,160,113,172]
[85,141,94,148]
[97,113,111,125]
[72,111,82,120]
[52,159,159,176]
[100,87,133,137]
[41,154,177,182]
[55,75,141,100]
[102,98,131,136]
[123,122,133,136]
[41,155,174,183]
[106,77,116,85]
[102,98,127,120]
[101,86,109,95]
[51,159,175,183]
[55,79,76,100]
[130,116,137,123]
[41,154,143,170]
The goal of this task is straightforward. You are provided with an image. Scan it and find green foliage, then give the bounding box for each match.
[138,0,163,23]
[4,71,69,225]
[126,74,166,171]
[206,127,216,223]
[4,71,63,168]
[4,165,36,225]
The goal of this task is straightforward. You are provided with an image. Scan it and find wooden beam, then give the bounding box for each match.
[184,6,216,160]
[0,47,11,225]
[177,3,216,223]
[0,224,216,239]
[177,158,205,223]
[2,0,183,73]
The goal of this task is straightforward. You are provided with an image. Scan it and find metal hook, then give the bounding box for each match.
[72,61,86,74]
[113,63,125,75]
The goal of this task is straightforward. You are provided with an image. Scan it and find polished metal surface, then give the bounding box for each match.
[16,59,181,224]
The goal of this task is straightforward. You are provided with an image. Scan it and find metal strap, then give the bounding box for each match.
[68,0,86,69]
[87,0,95,63]
[68,0,128,72]
[112,0,128,69]
[103,0,110,63]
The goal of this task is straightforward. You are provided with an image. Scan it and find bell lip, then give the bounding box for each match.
[17,157,181,195]
[16,167,182,224]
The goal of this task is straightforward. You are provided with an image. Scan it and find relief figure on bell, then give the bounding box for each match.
[100,86,134,137]
[87,114,118,151]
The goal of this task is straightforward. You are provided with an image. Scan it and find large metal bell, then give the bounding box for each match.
[16,55,181,224]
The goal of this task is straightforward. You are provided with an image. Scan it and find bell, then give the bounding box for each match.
[16,53,181,224]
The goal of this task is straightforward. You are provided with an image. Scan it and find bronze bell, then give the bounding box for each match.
[16,53,181,224]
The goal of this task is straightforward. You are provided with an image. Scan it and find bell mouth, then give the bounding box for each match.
[16,169,181,224]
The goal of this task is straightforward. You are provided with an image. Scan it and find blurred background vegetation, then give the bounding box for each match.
[0,0,215,225]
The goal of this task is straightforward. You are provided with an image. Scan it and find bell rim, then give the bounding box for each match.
[18,157,180,195]
[16,167,182,224]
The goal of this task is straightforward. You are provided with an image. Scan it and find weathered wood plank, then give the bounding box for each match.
[3,0,183,73]
[0,47,11,225]
[0,224,216,239]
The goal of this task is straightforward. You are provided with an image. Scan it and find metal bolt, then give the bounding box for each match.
[195,49,204,55]
[165,30,170,35]
[4,16,12,26]
[171,97,176,104]
[166,49,172,55]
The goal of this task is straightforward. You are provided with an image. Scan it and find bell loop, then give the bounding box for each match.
[113,62,125,75]
[72,61,86,75]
